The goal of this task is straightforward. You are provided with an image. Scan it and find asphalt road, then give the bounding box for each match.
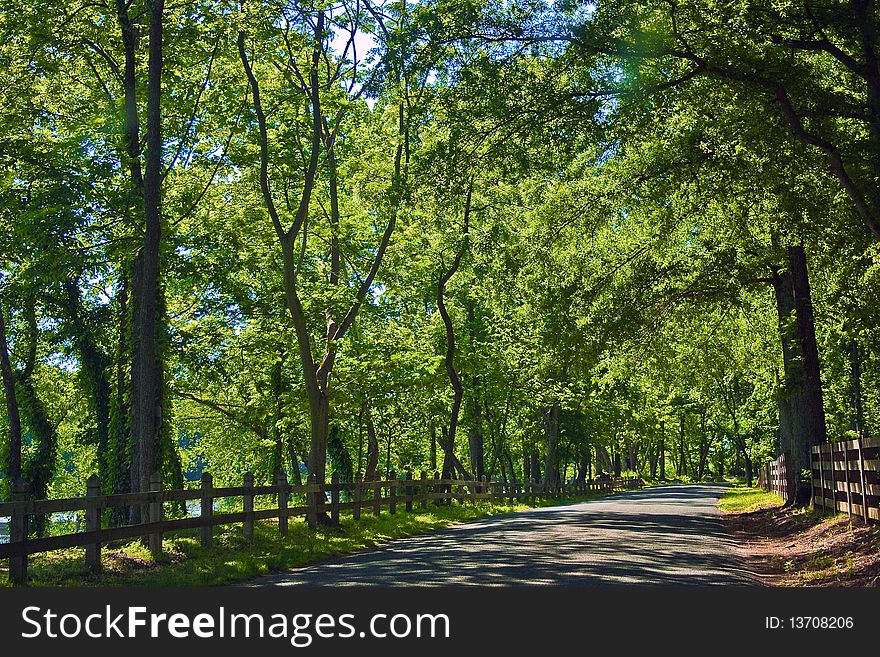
[247,484,754,586]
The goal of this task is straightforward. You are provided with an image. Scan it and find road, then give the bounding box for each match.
[247,484,754,586]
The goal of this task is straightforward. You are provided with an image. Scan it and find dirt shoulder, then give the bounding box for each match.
[724,505,880,587]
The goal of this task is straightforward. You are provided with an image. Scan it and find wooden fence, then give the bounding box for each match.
[0,471,643,584]
[756,452,795,503]
[811,437,880,523]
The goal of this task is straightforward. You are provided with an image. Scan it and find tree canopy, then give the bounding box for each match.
[2,0,879,523]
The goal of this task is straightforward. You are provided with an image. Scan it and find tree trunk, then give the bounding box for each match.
[504,447,518,484]
[237,11,397,487]
[113,0,141,522]
[0,305,22,484]
[628,439,639,474]
[301,378,330,485]
[576,445,591,484]
[466,295,485,479]
[286,437,303,487]
[385,422,392,476]
[441,426,452,479]
[357,404,364,478]
[130,0,165,507]
[436,193,469,480]
[678,414,687,477]
[659,437,665,481]
[595,444,612,473]
[530,450,541,484]
[544,403,560,485]
[364,404,379,481]
[696,409,709,481]
[741,436,753,487]
[772,246,827,494]
[849,339,865,437]
[659,420,666,481]
[17,378,58,535]
[789,246,827,451]
[732,431,752,487]
[468,377,484,480]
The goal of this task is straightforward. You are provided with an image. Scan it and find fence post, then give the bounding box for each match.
[353,474,362,520]
[482,475,489,502]
[405,471,413,512]
[433,471,441,507]
[242,472,255,539]
[816,447,825,512]
[420,470,428,509]
[829,440,837,514]
[201,473,213,547]
[85,474,101,574]
[277,470,289,537]
[9,479,29,585]
[331,471,340,525]
[307,473,319,529]
[149,471,163,560]
[842,443,854,520]
[856,438,869,524]
[389,471,397,515]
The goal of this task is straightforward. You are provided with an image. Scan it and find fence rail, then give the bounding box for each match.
[756,452,795,503]
[810,437,880,523]
[1,471,643,584]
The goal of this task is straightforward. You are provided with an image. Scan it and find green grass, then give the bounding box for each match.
[2,491,610,587]
[717,484,785,514]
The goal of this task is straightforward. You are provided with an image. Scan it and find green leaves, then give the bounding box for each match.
[2,0,880,497]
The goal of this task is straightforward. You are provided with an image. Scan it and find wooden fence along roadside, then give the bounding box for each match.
[0,472,643,584]
[756,452,796,504]
[810,437,880,524]
[757,438,880,523]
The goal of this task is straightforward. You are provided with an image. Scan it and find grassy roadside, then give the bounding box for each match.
[639,475,739,488]
[2,491,612,587]
[717,484,785,514]
[719,485,880,586]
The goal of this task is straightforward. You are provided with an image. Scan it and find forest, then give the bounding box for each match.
[1,0,879,526]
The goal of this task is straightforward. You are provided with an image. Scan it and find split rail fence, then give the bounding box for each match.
[0,471,643,584]
[811,437,880,523]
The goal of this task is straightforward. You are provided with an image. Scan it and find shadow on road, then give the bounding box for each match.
[247,484,754,587]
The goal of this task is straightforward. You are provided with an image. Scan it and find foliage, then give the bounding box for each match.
[0,0,878,533]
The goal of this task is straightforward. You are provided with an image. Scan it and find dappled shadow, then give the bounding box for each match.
[244,485,755,587]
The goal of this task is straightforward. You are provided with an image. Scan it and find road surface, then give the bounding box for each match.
[247,484,753,586]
